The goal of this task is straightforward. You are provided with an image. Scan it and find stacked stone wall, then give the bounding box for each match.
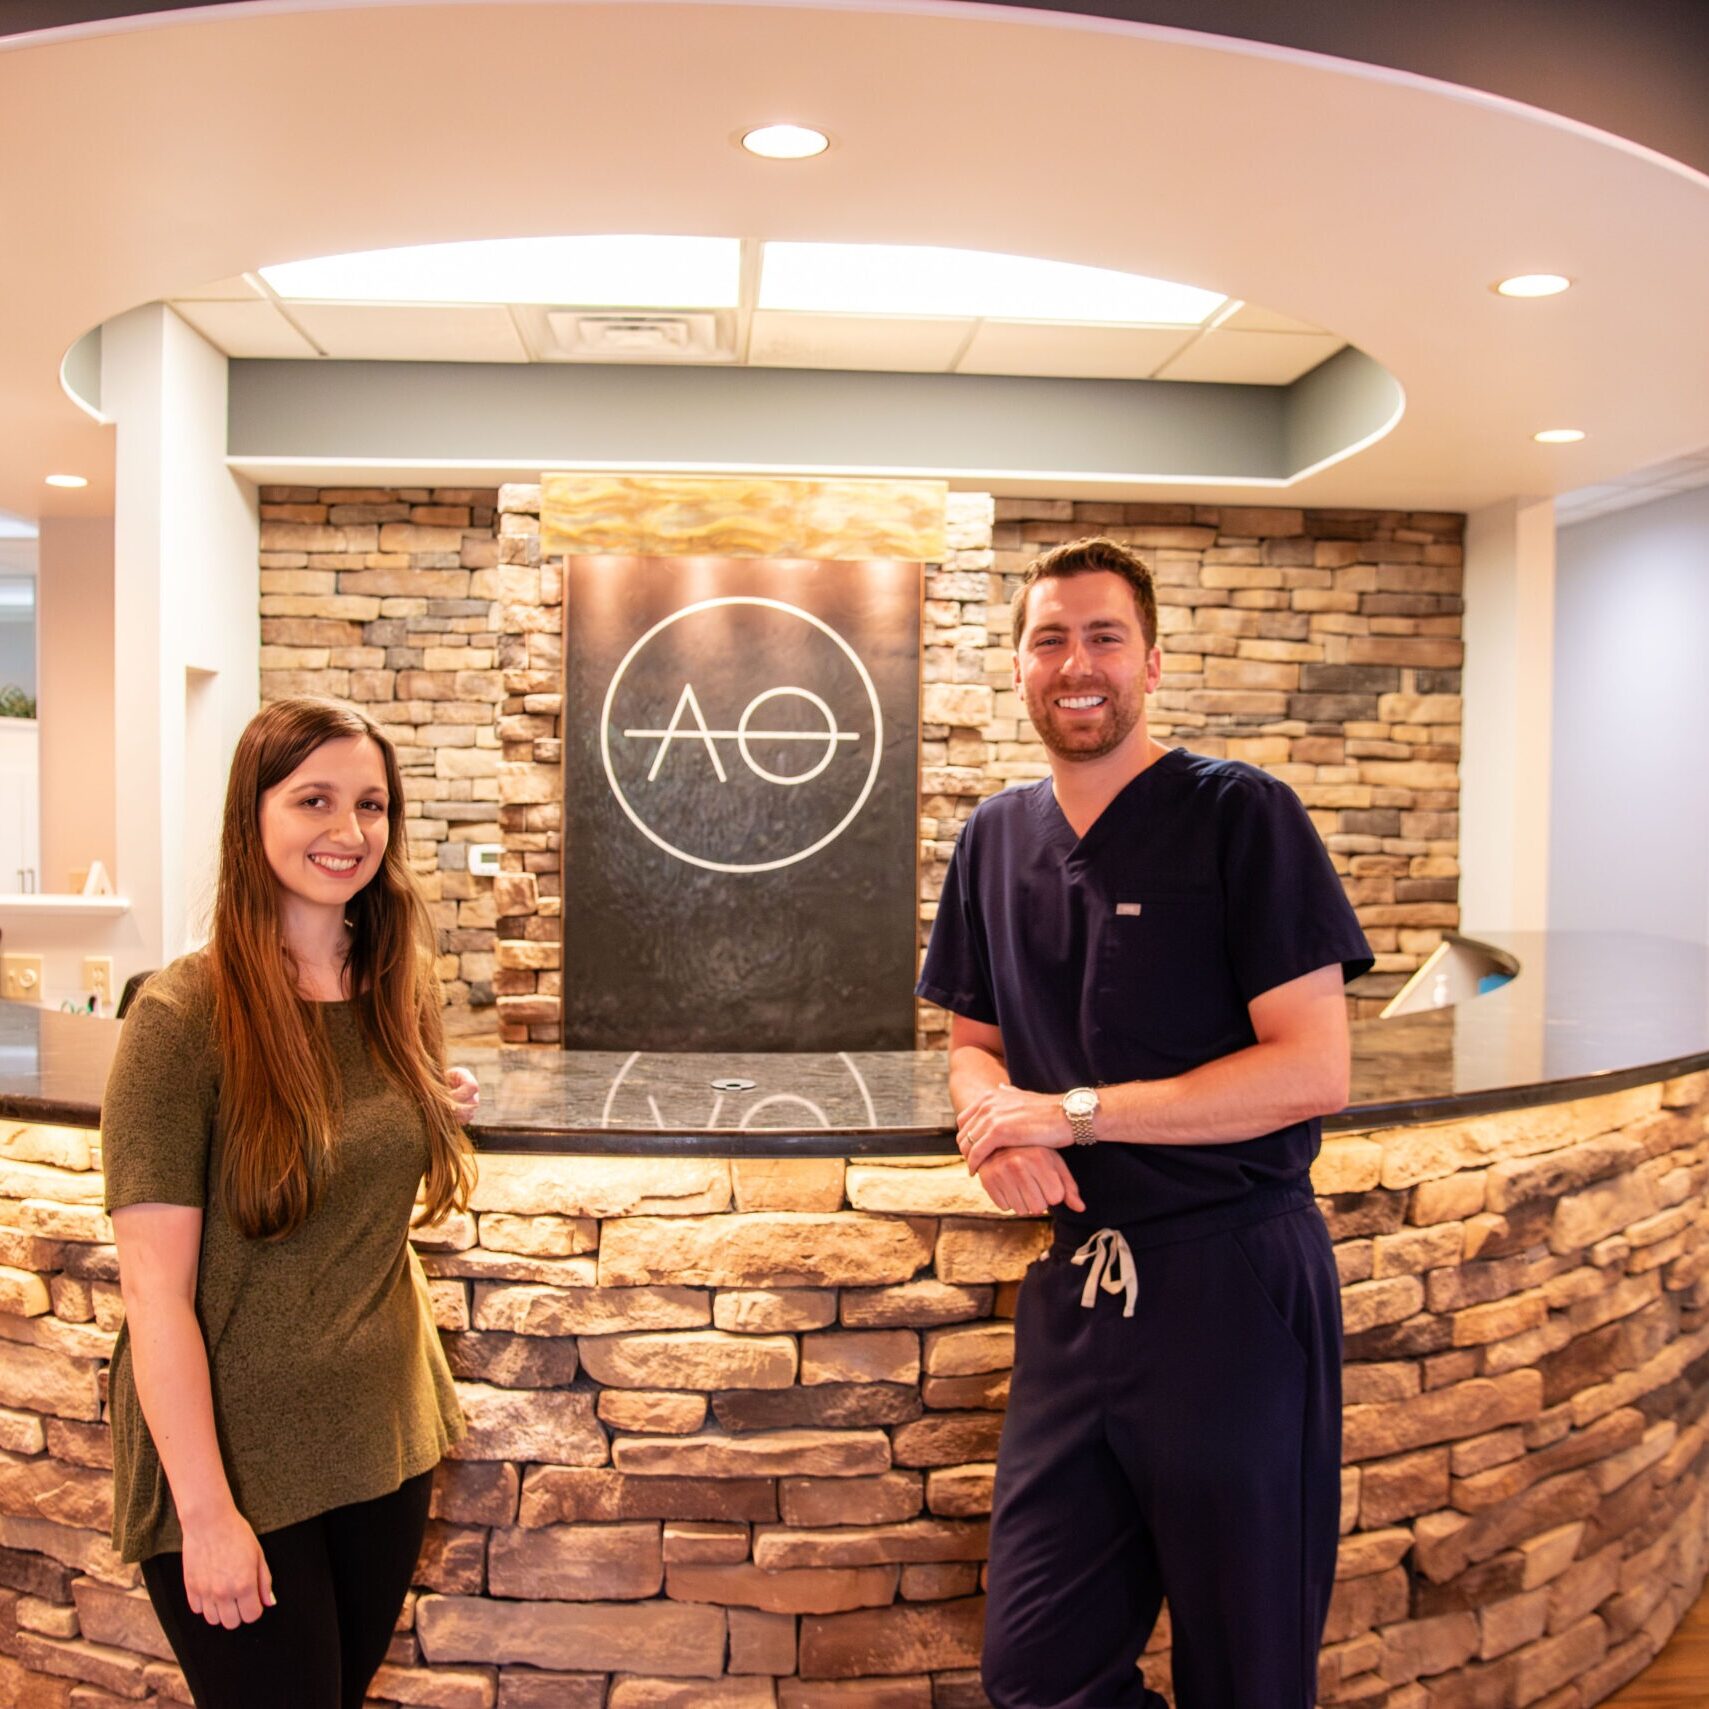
[257,485,510,1040]
[256,485,1464,1048]
[1,1073,1706,1706]
[922,497,1466,1037]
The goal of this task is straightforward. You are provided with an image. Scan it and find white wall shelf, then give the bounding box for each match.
[0,895,131,918]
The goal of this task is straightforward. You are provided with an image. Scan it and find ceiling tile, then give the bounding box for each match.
[286,302,529,362]
[1154,329,1345,385]
[170,299,318,357]
[955,321,1195,379]
[1219,302,1327,335]
[747,311,973,372]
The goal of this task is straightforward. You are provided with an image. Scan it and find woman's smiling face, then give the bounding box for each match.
[258,734,391,911]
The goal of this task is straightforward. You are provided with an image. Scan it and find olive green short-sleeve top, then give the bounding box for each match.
[102,953,465,1562]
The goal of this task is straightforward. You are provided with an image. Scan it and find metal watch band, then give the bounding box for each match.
[1064,1088,1099,1146]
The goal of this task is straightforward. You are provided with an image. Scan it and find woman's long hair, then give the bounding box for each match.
[210,697,473,1240]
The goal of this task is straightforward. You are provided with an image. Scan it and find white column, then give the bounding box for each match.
[1458,496,1556,934]
[103,304,259,974]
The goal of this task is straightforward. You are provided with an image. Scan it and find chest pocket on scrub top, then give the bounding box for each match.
[1094,890,1231,1061]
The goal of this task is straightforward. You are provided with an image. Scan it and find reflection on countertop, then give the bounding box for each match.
[0,932,1703,1154]
[1342,930,1707,1125]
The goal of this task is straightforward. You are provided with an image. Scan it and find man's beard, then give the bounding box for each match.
[1025,682,1142,761]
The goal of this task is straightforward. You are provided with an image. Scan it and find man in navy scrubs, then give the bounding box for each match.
[918,537,1372,1709]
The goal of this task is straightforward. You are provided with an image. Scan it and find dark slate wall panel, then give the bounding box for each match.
[563,555,920,1051]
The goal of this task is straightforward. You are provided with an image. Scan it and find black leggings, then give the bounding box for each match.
[140,1471,432,1709]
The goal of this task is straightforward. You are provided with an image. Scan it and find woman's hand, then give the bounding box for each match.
[180,1503,274,1628]
[447,1066,479,1124]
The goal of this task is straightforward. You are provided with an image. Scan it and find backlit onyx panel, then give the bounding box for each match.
[562,556,920,1051]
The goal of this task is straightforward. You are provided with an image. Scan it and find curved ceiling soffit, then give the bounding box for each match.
[7,0,1708,180]
[72,228,1409,490]
[959,0,1709,182]
[59,330,108,426]
[46,21,1421,494]
[10,0,1709,512]
[214,347,1407,493]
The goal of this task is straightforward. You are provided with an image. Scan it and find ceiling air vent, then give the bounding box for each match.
[546,310,733,361]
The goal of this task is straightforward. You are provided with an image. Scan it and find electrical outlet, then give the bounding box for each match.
[2,954,44,1003]
[84,957,116,1006]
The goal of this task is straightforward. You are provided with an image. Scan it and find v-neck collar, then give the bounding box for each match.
[1030,747,1187,863]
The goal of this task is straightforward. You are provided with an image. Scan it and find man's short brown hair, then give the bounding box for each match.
[1010,536,1159,650]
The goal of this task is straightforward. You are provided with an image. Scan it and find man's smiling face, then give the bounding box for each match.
[1014,569,1161,762]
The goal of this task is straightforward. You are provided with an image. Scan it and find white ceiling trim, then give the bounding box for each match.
[225,447,1392,493]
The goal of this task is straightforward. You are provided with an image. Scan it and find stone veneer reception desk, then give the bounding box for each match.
[0,932,1705,1707]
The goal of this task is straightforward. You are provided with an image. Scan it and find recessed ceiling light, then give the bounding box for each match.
[259,236,742,308]
[740,124,830,160]
[1494,274,1572,298]
[759,243,1226,325]
[1533,428,1586,444]
[45,473,87,488]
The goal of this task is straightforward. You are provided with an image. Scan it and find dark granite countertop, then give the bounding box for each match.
[3,932,1704,1157]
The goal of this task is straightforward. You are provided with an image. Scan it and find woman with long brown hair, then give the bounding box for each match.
[101,697,478,1708]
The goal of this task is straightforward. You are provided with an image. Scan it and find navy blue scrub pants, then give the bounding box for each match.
[981,1200,1343,1709]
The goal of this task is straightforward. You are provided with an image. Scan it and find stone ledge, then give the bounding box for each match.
[6,1062,1701,1707]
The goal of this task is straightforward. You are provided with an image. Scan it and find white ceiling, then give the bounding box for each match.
[166,264,1343,384]
[4,1,1709,520]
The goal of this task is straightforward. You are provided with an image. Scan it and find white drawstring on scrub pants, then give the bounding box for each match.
[1070,1226,1138,1318]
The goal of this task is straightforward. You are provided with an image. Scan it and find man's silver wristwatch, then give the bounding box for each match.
[1062,1086,1100,1146]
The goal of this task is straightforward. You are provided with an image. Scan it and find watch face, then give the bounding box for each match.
[1065,1089,1097,1118]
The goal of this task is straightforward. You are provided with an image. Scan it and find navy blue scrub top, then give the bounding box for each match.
[917,747,1374,1236]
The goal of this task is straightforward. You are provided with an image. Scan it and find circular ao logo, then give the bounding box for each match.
[598,596,884,874]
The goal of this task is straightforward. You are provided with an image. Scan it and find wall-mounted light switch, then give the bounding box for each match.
[2,954,44,1003]
[84,957,116,1007]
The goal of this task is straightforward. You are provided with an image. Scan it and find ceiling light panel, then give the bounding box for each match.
[741,124,829,159]
[1495,274,1572,298]
[260,236,742,309]
[759,244,1225,325]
